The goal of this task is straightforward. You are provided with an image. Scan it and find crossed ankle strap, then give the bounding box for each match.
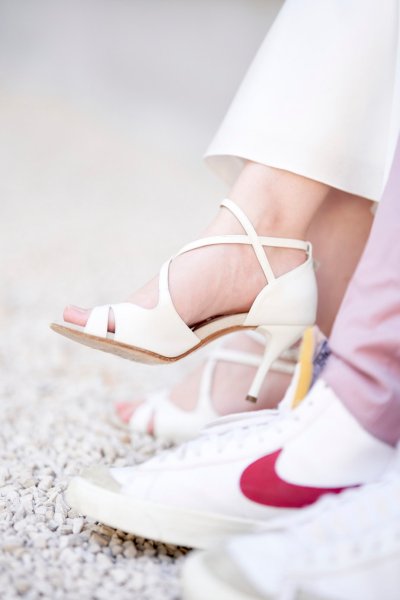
[173,198,311,284]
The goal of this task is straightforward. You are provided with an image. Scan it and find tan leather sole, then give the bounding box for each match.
[50,321,255,365]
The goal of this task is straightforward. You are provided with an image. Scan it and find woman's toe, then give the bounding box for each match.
[63,305,116,332]
[115,402,136,424]
[63,305,90,327]
[115,401,154,435]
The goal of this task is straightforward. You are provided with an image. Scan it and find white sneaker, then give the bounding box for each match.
[182,452,400,600]
[66,380,394,548]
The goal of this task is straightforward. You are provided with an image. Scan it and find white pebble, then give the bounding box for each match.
[15,580,30,594]
[38,476,53,491]
[72,517,84,534]
[130,572,145,591]
[110,568,128,585]
[90,532,109,547]
[110,544,122,556]
[22,478,37,489]
[123,544,137,559]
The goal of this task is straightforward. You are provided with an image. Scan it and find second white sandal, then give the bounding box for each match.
[127,331,297,444]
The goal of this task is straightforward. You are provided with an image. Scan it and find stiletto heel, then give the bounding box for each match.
[51,198,317,366]
[246,324,307,403]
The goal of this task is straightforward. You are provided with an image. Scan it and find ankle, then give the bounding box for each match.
[228,162,330,239]
[266,247,306,278]
[204,205,307,278]
[208,202,307,242]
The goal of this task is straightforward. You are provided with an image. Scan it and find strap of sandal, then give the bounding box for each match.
[221,198,275,282]
[174,198,311,285]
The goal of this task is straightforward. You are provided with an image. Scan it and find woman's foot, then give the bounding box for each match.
[115,332,294,434]
[63,203,306,332]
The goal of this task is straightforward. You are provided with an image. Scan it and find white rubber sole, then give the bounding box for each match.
[66,468,268,549]
[182,552,262,600]
[182,552,323,600]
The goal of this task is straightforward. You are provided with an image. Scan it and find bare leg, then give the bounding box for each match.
[309,188,374,336]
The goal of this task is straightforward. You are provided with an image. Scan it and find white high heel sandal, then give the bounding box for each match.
[127,331,297,444]
[51,198,317,402]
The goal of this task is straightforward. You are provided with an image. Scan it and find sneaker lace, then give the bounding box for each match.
[156,394,316,464]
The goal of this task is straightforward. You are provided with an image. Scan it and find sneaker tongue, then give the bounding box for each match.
[266,326,329,416]
[283,326,330,411]
[289,328,315,409]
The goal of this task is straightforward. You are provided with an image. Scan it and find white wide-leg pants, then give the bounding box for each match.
[205,0,400,201]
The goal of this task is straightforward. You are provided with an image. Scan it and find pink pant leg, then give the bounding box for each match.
[323,136,400,445]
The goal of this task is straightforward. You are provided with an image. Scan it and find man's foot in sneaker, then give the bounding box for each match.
[65,378,395,548]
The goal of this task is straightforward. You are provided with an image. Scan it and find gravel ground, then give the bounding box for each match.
[0,1,281,598]
[0,93,211,599]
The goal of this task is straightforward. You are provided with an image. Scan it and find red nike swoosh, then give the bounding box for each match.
[240,450,351,508]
